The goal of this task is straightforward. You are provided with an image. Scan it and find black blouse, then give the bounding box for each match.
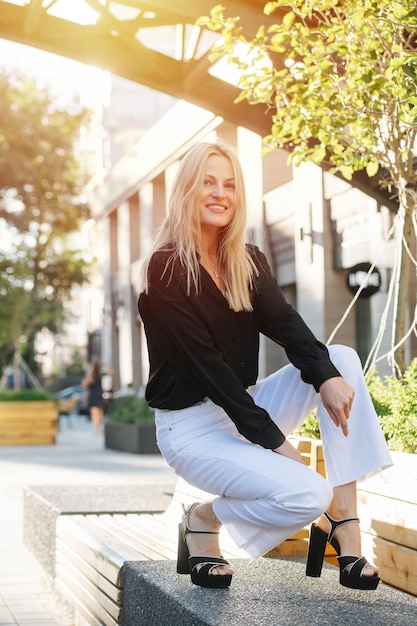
[138,245,341,450]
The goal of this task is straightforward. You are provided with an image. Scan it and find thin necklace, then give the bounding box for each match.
[209,260,220,278]
[202,256,220,279]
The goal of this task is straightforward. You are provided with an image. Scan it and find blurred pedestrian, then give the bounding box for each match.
[82,360,113,433]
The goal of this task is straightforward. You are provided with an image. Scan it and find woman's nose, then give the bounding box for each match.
[212,185,224,198]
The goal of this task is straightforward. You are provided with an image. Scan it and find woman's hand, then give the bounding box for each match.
[319,376,354,437]
[272,438,305,464]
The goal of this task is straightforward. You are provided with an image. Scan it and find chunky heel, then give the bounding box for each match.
[177,523,190,574]
[176,502,232,588]
[306,512,380,590]
[306,523,327,577]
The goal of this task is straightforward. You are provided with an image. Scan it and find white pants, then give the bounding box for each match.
[155,345,393,557]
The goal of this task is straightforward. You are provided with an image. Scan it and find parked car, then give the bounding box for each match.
[56,385,88,415]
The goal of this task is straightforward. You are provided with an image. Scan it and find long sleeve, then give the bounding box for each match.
[252,248,341,391]
[139,252,285,449]
[138,246,342,449]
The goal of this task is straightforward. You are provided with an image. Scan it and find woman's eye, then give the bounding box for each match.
[204,179,213,186]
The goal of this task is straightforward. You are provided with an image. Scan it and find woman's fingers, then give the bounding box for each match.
[319,377,355,437]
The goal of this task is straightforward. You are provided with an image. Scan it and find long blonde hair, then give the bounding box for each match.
[140,142,257,311]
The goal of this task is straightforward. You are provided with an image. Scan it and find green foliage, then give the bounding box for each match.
[0,389,53,401]
[366,362,417,453]
[296,361,417,453]
[199,1,417,181]
[109,395,155,426]
[65,348,86,377]
[0,70,93,363]
[295,409,320,439]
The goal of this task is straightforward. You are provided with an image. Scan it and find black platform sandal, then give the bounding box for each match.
[306,512,380,590]
[177,502,232,588]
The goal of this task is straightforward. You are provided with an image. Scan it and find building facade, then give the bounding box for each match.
[89,98,415,391]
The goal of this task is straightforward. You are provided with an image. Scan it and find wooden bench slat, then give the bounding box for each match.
[56,557,119,620]
[56,566,118,626]
[57,516,141,584]
[83,514,178,560]
[56,539,122,601]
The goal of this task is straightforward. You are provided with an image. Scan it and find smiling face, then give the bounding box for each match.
[198,154,236,234]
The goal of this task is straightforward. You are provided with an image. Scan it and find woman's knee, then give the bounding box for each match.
[270,472,333,521]
[328,344,362,372]
[313,477,333,515]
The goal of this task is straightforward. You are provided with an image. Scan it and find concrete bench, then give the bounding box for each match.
[54,478,250,625]
[23,440,417,625]
[23,483,174,580]
[54,472,416,626]
[121,558,416,626]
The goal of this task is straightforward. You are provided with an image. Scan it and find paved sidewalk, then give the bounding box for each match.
[0,415,176,626]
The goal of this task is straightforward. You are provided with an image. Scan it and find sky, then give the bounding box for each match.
[0,37,109,104]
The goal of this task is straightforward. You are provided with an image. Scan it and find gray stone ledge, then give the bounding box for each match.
[122,557,417,626]
[23,483,174,577]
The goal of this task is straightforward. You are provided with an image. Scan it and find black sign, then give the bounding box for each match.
[346,262,381,299]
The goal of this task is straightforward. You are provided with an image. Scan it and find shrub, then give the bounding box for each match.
[366,361,417,454]
[295,410,320,440]
[109,395,155,426]
[0,389,53,401]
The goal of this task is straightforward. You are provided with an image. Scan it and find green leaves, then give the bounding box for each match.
[201,0,417,184]
[0,70,93,366]
[366,362,417,453]
[110,395,155,425]
[366,160,380,177]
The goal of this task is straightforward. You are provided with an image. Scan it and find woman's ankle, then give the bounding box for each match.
[189,502,221,532]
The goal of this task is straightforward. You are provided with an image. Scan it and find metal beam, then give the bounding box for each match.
[0,1,274,137]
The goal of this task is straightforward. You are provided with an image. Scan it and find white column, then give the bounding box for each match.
[237,129,268,377]
[237,128,264,248]
[139,183,154,256]
[117,202,133,387]
[138,183,154,385]
[101,215,113,367]
[292,161,325,340]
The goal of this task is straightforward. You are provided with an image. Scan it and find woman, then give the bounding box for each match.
[138,142,392,590]
[83,360,113,433]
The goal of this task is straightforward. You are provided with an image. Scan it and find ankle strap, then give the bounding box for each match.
[324,512,359,542]
[183,502,220,538]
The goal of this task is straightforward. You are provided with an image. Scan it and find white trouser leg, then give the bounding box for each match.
[250,344,392,486]
[156,404,332,557]
[155,345,392,557]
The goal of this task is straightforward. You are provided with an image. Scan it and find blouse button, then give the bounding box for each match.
[168,427,172,431]
[234,336,240,343]
[240,361,246,368]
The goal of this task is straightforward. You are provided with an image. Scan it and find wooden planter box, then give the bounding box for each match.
[357,451,417,596]
[0,401,58,446]
[104,421,159,454]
